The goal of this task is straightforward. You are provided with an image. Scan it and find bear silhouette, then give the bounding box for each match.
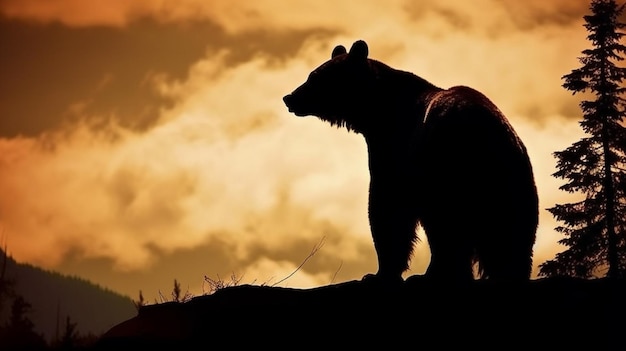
[283,40,538,282]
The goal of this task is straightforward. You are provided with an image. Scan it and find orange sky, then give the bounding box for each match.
[0,0,607,300]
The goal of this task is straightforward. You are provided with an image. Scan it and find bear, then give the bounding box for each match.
[283,40,538,282]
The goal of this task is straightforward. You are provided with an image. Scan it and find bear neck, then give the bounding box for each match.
[361,68,441,139]
[360,68,442,177]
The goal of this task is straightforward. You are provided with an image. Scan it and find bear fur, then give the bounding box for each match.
[283,40,538,282]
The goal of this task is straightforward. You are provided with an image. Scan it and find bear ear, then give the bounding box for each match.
[348,40,369,61]
[331,45,347,58]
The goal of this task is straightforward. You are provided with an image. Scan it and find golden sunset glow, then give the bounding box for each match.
[0,0,603,299]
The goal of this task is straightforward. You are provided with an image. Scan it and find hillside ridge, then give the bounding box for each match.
[97,276,626,349]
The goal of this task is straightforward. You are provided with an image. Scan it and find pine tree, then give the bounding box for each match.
[0,296,47,350]
[539,0,626,278]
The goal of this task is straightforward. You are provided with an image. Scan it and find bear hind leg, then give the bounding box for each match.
[475,227,534,281]
[476,245,533,281]
[422,224,475,281]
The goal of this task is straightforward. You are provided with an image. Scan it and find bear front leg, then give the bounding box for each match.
[365,179,418,282]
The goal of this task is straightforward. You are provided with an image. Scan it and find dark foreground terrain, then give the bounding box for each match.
[96,276,626,350]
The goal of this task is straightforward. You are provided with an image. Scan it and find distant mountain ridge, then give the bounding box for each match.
[0,249,136,343]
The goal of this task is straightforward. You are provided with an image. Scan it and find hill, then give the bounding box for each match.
[97,276,626,350]
[0,249,136,343]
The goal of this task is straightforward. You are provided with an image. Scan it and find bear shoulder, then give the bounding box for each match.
[441,86,495,108]
[424,85,501,120]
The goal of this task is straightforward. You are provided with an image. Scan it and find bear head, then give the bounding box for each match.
[283,40,384,133]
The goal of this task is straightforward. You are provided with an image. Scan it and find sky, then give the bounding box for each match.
[0,0,612,301]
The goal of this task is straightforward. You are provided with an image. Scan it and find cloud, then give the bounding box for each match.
[0,0,404,31]
[0,0,149,27]
[0,16,329,137]
[0,0,593,31]
[500,0,592,29]
[0,40,376,276]
[0,1,602,295]
[0,17,210,136]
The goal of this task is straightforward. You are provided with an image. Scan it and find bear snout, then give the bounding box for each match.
[283,94,293,107]
[283,94,308,117]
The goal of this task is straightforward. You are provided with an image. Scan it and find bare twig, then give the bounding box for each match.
[134,290,145,311]
[272,236,325,287]
[330,261,343,284]
[203,272,244,295]
[180,285,194,303]
[172,279,181,302]
[157,290,166,304]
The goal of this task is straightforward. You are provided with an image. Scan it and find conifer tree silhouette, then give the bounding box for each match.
[539,0,626,278]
